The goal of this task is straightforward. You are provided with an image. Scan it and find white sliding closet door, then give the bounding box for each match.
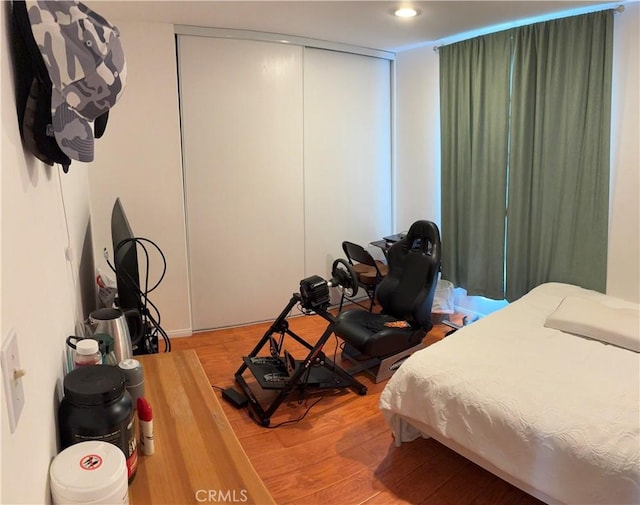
[179,36,305,330]
[303,49,392,280]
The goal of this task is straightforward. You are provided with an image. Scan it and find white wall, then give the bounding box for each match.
[607,1,640,303]
[88,22,191,336]
[395,5,640,307]
[1,3,95,502]
[395,44,442,232]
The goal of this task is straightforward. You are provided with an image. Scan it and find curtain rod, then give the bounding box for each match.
[433,4,625,53]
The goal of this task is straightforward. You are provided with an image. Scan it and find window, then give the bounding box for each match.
[439,10,614,301]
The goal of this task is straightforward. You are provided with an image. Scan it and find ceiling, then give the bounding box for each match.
[85,1,621,53]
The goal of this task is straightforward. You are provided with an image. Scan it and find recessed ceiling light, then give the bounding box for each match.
[394,7,420,18]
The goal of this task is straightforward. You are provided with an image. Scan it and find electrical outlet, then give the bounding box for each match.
[1,329,25,433]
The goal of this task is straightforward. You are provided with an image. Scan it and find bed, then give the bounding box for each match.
[379,282,640,505]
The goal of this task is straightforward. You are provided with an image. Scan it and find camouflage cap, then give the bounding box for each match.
[12,0,72,171]
[25,0,126,163]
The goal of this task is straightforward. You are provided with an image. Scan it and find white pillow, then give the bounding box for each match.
[545,296,640,352]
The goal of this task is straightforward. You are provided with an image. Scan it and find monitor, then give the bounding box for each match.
[110,198,170,355]
[111,198,142,318]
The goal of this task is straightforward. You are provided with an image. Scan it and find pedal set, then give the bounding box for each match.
[234,292,367,426]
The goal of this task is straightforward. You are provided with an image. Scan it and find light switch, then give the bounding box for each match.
[1,329,25,433]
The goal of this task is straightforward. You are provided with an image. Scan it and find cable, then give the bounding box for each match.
[56,170,86,337]
[265,395,326,429]
[105,236,171,353]
[332,335,341,367]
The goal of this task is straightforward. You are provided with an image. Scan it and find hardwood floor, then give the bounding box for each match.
[170,309,543,505]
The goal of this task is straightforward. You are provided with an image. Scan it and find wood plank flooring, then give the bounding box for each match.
[170,309,543,505]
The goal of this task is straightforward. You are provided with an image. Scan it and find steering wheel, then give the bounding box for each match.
[329,258,358,298]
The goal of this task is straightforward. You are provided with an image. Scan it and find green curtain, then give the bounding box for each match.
[506,11,613,300]
[440,10,613,301]
[439,31,513,300]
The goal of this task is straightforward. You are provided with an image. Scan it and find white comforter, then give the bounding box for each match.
[379,283,640,505]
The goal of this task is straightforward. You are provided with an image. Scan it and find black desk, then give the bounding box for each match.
[370,232,407,257]
[383,233,407,243]
[370,239,389,253]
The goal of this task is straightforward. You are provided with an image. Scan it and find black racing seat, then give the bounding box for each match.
[332,220,442,381]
